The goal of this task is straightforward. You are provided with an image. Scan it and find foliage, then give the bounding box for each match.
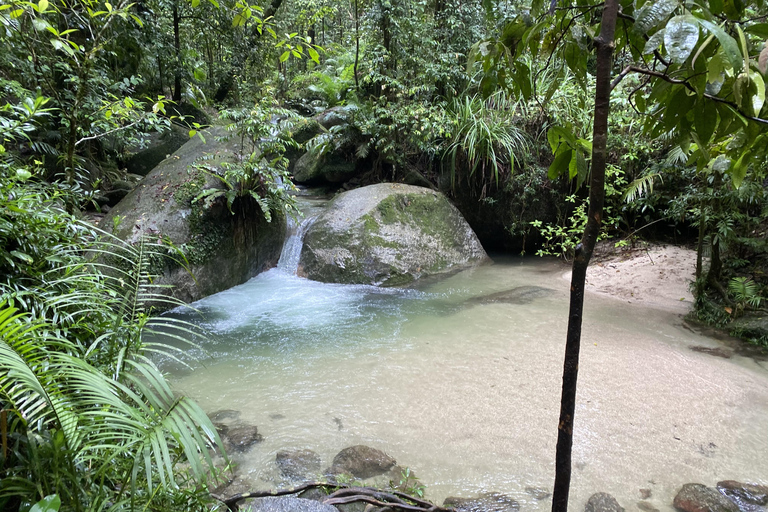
[442,92,530,193]
[392,467,425,499]
[1,109,224,512]
[193,103,300,221]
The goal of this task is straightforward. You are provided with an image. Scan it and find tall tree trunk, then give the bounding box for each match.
[551,2,619,512]
[172,1,182,102]
[354,0,360,90]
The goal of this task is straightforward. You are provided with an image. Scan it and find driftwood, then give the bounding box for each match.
[212,481,453,512]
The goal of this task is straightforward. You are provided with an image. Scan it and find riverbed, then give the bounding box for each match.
[158,250,768,511]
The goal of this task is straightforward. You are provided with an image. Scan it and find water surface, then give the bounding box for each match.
[160,255,768,511]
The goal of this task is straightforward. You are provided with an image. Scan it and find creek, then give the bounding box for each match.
[158,196,768,512]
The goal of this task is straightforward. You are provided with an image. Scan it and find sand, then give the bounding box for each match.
[565,243,698,315]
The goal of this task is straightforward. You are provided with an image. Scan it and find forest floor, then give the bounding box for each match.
[573,242,698,315]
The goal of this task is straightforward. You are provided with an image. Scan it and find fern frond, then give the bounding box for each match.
[623,172,662,203]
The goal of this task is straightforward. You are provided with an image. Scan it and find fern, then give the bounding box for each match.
[623,172,662,203]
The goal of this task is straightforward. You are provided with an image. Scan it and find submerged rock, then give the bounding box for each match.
[249,497,338,512]
[101,126,286,305]
[524,487,551,501]
[716,481,768,507]
[225,424,263,452]
[585,493,624,512]
[673,483,739,512]
[327,445,396,479]
[443,492,520,512]
[465,286,554,306]
[299,183,488,286]
[276,449,322,480]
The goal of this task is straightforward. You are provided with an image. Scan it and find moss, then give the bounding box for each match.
[173,171,206,207]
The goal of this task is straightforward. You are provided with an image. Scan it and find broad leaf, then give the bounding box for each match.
[664,15,699,63]
[698,19,742,71]
[633,0,678,35]
[694,100,717,144]
[548,148,572,180]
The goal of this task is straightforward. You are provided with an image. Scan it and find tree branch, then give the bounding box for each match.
[624,65,768,125]
[75,120,142,147]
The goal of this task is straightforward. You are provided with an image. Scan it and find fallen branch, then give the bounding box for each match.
[212,481,452,512]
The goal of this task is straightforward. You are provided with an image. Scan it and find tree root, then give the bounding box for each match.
[212,481,453,512]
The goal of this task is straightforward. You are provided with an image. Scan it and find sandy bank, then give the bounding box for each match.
[565,243,697,315]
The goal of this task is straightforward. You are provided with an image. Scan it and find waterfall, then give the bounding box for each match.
[277,214,317,275]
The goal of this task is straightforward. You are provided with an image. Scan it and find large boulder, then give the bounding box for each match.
[100,126,286,305]
[122,124,189,177]
[299,183,488,286]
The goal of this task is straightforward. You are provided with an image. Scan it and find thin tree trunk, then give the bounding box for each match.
[551,2,619,511]
[172,1,182,102]
[354,0,360,89]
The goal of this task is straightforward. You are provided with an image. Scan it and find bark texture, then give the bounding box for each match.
[551,2,619,511]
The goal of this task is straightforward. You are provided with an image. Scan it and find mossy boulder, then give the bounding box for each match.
[100,126,286,305]
[298,183,488,286]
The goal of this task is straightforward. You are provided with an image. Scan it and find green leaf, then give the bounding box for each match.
[633,0,678,35]
[191,0,200,7]
[10,251,33,263]
[38,0,48,12]
[643,29,665,54]
[30,495,60,512]
[694,100,717,144]
[745,23,768,39]
[279,50,290,62]
[188,129,197,138]
[15,169,32,181]
[664,15,699,63]
[548,148,572,180]
[729,151,748,188]
[698,19,742,72]
[307,47,319,64]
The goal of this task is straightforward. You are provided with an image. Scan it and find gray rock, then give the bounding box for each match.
[100,126,286,306]
[226,425,263,452]
[729,314,768,344]
[293,150,357,185]
[299,184,488,286]
[443,492,519,512]
[276,449,322,480]
[585,493,624,512]
[248,497,338,512]
[124,124,189,177]
[329,445,396,479]
[673,483,739,512]
[210,409,241,422]
[717,481,768,507]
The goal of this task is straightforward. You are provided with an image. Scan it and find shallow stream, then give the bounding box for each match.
[158,200,768,512]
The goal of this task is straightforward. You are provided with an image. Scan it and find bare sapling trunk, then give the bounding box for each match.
[551,2,619,511]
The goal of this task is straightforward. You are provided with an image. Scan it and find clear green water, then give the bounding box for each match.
[158,256,768,511]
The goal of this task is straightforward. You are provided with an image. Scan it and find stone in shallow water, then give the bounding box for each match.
[276,449,322,480]
[225,425,263,452]
[210,409,241,422]
[466,286,555,306]
[443,492,519,512]
[717,481,768,508]
[248,497,338,512]
[327,445,396,479]
[585,493,624,512]
[524,486,551,500]
[673,483,739,512]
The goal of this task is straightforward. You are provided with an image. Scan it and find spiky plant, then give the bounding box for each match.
[1,171,224,511]
[442,92,530,194]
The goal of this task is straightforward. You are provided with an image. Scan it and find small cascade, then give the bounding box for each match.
[277,214,317,275]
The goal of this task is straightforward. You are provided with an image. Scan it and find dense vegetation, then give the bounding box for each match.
[2,0,768,511]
